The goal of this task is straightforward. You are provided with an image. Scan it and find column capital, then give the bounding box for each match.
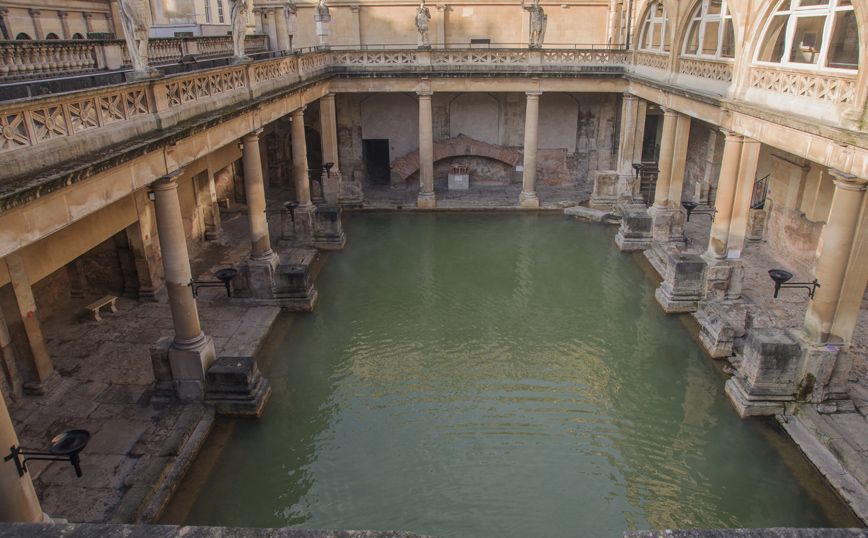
[57,10,68,18]
[290,107,306,118]
[0,7,8,15]
[104,12,112,20]
[28,9,40,17]
[152,169,185,190]
[526,91,543,98]
[829,169,868,191]
[252,7,263,14]
[82,11,92,19]
[719,128,744,142]
[321,92,336,102]
[264,7,275,15]
[350,5,361,13]
[417,90,433,96]
[241,128,265,144]
[661,106,679,117]
[622,92,638,101]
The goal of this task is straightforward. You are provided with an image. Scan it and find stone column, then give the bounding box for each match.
[28,9,43,40]
[105,11,116,36]
[5,252,56,394]
[57,11,70,39]
[151,170,216,401]
[241,129,280,298]
[274,6,289,51]
[617,93,638,178]
[291,108,314,239]
[264,9,278,51]
[651,108,679,211]
[666,113,691,211]
[128,189,164,300]
[417,91,436,209]
[253,8,264,34]
[632,99,647,165]
[803,171,868,344]
[436,5,446,46]
[319,93,341,204]
[725,138,760,258]
[520,91,542,208]
[82,12,94,34]
[0,395,44,523]
[705,131,743,260]
[350,6,361,46]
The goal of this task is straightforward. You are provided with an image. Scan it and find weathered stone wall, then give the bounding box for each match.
[765,200,823,277]
[32,266,72,320]
[682,121,715,204]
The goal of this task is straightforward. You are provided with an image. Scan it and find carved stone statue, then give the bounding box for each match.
[415,0,431,48]
[229,0,249,61]
[521,0,547,49]
[284,0,297,40]
[314,0,330,48]
[118,0,156,75]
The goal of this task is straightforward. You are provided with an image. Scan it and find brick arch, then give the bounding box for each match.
[390,135,522,180]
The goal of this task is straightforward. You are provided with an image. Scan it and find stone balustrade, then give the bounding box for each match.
[749,65,857,105]
[0,40,98,80]
[679,57,734,83]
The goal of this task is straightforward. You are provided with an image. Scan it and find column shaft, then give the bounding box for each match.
[290,109,311,206]
[666,114,691,210]
[241,129,273,258]
[520,91,541,208]
[417,91,436,208]
[617,93,638,176]
[264,9,278,51]
[5,253,54,387]
[320,94,340,166]
[726,139,760,257]
[0,395,43,523]
[804,172,868,344]
[274,7,289,51]
[152,172,204,345]
[706,131,744,259]
[653,108,679,209]
[632,99,647,165]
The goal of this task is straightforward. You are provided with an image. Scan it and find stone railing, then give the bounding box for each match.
[749,65,857,105]
[635,51,668,71]
[679,57,733,83]
[123,35,269,67]
[331,48,631,68]
[0,40,98,80]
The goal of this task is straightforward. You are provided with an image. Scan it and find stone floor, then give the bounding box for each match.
[7,179,868,525]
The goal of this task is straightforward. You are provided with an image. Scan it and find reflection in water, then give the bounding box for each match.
[180,214,845,538]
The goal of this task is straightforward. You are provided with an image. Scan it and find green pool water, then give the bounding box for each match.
[175,213,856,537]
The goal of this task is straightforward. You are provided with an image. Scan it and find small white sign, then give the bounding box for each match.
[516,166,524,171]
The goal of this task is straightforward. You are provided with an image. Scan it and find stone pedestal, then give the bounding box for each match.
[695,302,735,358]
[313,205,347,250]
[165,335,217,401]
[725,328,802,417]
[746,208,768,242]
[275,264,318,311]
[654,252,705,313]
[321,170,340,205]
[293,204,314,242]
[799,344,852,405]
[702,257,744,301]
[648,206,684,244]
[590,170,619,211]
[338,178,364,207]
[615,204,652,252]
[240,252,279,299]
[205,356,272,418]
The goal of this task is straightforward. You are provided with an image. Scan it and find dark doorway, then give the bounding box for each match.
[364,139,391,185]
[642,114,660,162]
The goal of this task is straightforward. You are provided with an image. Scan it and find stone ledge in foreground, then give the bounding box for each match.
[0,524,442,538]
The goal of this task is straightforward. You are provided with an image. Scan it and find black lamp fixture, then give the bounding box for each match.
[189,268,238,297]
[322,162,335,178]
[681,201,718,222]
[769,269,820,299]
[264,201,300,222]
[5,429,90,478]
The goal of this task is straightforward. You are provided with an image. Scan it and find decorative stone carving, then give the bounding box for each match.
[314,0,330,48]
[229,0,249,61]
[521,0,546,49]
[284,0,297,46]
[415,0,431,49]
[118,0,158,77]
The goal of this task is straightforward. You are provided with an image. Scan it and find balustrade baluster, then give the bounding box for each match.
[23,47,37,74]
[48,45,60,72]
[11,46,24,76]
[59,47,70,71]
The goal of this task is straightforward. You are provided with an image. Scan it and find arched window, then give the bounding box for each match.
[756,0,858,71]
[15,33,32,40]
[639,2,670,52]
[72,33,84,39]
[45,32,59,40]
[682,0,735,58]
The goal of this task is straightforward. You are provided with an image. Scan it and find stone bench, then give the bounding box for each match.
[84,295,118,321]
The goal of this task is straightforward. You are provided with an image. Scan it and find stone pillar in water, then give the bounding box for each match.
[520,91,541,208]
[0,394,44,522]
[615,93,638,199]
[151,171,216,401]
[291,107,314,241]
[319,93,341,205]
[240,129,280,299]
[417,91,436,209]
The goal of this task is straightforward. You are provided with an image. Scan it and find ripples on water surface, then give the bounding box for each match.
[183,213,841,537]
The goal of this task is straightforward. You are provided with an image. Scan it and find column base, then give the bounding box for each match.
[653,251,706,314]
[701,254,744,301]
[240,251,280,300]
[23,370,60,395]
[589,170,620,211]
[417,192,436,209]
[648,206,685,244]
[695,302,735,358]
[725,378,787,418]
[313,205,347,251]
[293,203,315,243]
[205,356,272,418]
[322,170,341,205]
[519,190,539,208]
[725,328,802,417]
[168,333,216,401]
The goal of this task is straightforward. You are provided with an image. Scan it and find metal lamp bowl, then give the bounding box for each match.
[681,201,699,211]
[284,201,300,211]
[322,162,334,171]
[768,269,794,285]
[48,430,90,456]
[214,268,238,284]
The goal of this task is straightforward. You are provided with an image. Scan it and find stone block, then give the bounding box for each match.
[564,206,610,223]
[448,173,469,190]
[275,264,318,312]
[242,254,278,300]
[590,170,619,211]
[799,345,847,403]
[149,337,174,383]
[313,205,347,251]
[615,204,652,252]
[731,328,803,414]
[654,252,705,313]
[205,356,271,417]
[206,357,257,393]
[696,302,735,358]
[338,180,364,207]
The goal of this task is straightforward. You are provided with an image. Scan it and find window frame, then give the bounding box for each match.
[638,2,671,53]
[681,0,735,60]
[753,0,858,73]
